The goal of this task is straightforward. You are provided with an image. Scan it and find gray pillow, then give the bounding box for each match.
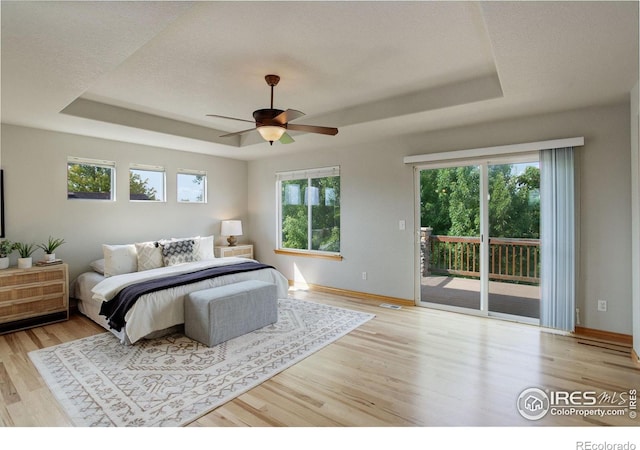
[161,239,195,266]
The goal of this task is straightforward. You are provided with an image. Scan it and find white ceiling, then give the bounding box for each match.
[1,1,638,160]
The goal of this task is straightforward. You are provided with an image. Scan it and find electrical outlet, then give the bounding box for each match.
[362,272,367,280]
[597,300,607,312]
[576,308,581,325]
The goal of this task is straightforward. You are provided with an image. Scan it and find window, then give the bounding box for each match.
[67,157,115,200]
[277,166,340,254]
[130,164,165,202]
[177,169,207,203]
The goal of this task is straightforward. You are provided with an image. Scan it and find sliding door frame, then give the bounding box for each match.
[414,153,541,325]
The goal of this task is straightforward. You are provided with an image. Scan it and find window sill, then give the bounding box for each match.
[274,249,343,261]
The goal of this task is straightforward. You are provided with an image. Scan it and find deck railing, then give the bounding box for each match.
[421,228,540,284]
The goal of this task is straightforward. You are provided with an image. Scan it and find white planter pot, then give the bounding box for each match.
[0,257,9,269]
[44,253,56,262]
[18,257,32,269]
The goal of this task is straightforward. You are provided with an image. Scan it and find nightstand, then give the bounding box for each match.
[214,244,254,259]
[0,263,69,334]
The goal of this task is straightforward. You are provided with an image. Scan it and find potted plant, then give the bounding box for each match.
[14,242,36,269]
[38,236,65,262]
[0,240,13,269]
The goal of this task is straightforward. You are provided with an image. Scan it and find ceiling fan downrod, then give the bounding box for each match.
[263,75,282,145]
[265,74,280,110]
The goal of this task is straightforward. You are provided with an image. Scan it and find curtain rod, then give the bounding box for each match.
[403,137,584,165]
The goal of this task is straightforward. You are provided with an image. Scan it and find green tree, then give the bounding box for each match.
[448,166,480,236]
[421,164,540,238]
[488,166,514,237]
[281,179,309,249]
[67,164,111,194]
[282,208,308,249]
[311,176,340,251]
[129,172,158,200]
[513,165,540,238]
[281,176,340,251]
[420,169,451,234]
[193,175,204,202]
[489,164,541,238]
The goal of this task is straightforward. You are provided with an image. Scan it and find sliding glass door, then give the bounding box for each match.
[417,156,540,323]
[487,162,541,321]
[419,164,482,311]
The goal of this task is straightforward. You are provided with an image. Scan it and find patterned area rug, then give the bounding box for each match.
[29,298,374,427]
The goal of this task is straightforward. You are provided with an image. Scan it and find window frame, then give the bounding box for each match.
[67,156,116,201]
[129,163,166,202]
[176,168,207,204]
[275,166,341,259]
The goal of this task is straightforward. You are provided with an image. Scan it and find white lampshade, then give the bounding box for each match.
[256,125,285,142]
[220,220,243,236]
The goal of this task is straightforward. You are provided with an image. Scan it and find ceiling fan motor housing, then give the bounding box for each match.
[253,108,285,126]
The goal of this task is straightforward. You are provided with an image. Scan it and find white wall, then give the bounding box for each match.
[1,124,248,282]
[249,102,633,334]
[248,141,415,298]
[631,81,639,355]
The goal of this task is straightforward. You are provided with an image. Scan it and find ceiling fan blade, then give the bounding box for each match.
[273,109,305,125]
[279,132,295,144]
[206,114,255,124]
[219,128,255,138]
[286,123,339,136]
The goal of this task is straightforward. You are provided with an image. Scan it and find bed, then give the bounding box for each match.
[73,238,288,344]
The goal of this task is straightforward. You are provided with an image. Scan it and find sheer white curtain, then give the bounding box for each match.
[540,147,576,331]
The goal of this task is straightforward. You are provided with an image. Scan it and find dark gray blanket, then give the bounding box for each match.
[99,261,274,331]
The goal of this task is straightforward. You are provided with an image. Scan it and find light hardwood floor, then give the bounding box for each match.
[1,288,638,427]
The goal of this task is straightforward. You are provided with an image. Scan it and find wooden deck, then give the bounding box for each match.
[421,275,540,318]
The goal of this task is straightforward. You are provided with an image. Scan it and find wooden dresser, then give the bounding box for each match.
[0,263,69,334]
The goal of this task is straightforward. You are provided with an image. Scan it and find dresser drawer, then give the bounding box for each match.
[0,282,65,303]
[0,268,65,286]
[0,295,67,323]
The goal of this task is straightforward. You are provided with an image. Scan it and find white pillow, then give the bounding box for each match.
[135,241,164,271]
[192,238,202,260]
[102,244,138,277]
[198,235,215,260]
[90,259,105,275]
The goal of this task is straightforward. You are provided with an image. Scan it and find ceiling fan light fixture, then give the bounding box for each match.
[257,125,286,143]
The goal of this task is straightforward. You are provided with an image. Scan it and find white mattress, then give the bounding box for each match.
[74,258,289,344]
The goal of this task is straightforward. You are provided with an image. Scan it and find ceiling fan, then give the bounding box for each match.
[207,75,338,145]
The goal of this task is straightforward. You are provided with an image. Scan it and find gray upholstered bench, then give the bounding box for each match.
[184,280,278,346]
